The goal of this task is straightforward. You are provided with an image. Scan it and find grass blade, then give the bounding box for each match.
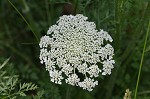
[0,58,10,69]
[134,20,150,99]
[7,0,40,42]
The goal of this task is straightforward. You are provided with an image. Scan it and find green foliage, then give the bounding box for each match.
[0,58,42,99]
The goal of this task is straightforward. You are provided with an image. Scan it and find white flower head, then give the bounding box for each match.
[49,70,63,84]
[65,74,80,86]
[61,64,73,76]
[78,78,98,91]
[39,14,115,91]
[87,64,101,77]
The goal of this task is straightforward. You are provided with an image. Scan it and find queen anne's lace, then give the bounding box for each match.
[39,14,115,91]
[78,78,98,91]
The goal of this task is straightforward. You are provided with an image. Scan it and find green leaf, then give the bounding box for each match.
[20,83,38,91]
[19,92,26,96]
[0,58,10,69]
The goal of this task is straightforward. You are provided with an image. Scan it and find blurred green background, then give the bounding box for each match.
[0,0,150,99]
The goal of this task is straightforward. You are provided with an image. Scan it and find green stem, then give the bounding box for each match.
[21,0,41,39]
[114,0,124,50]
[134,20,150,99]
[7,0,40,42]
[97,0,100,28]
[114,0,120,50]
[45,0,51,25]
[50,0,54,24]
[66,85,71,99]
[74,0,79,14]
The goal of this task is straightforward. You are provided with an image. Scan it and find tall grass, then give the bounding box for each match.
[7,0,40,42]
[134,20,150,99]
